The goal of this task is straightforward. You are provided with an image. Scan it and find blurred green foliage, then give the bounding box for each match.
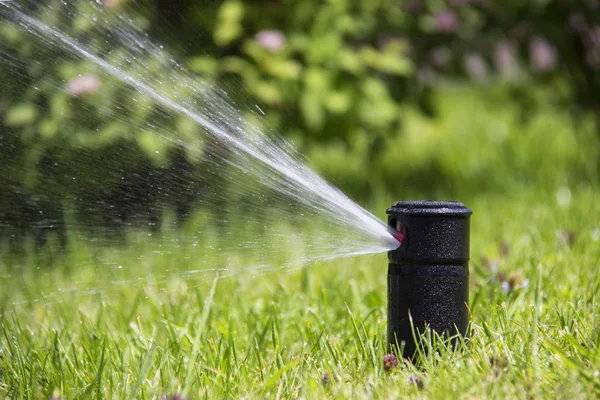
[1,0,600,243]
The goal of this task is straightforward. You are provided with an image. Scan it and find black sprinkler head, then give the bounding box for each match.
[387,200,472,360]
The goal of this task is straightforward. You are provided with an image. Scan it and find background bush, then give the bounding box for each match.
[1,0,599,243]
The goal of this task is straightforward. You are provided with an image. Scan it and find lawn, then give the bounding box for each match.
[0,183,598,399]
[1,85,600,399]
[2,0,600,397]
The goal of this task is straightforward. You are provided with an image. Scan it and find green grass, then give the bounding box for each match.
[0,185,599,399]
[1,86,600,399]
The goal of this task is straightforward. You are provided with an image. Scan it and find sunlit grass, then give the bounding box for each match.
[0,186,598,398]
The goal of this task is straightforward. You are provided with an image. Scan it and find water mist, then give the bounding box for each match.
[0,0,400,304]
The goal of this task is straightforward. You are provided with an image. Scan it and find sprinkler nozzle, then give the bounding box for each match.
[394,229,405,244]
[386,200,472,360]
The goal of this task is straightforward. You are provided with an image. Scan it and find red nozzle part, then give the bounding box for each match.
[395,230,404,244]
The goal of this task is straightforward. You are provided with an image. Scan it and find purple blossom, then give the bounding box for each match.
[255,30,286,52]
[582,25,600,69]
[383,353,398,370]
[67,74,101,96]
[529,36,558,72]
[101,0,121,7]
[569,13,588,33]
[494,41,518,78]
[430,47,451,67]
[463,53,488,82]
[434,10,459,33]
[409,375,424,389]
[588,26,600,47]
[321,372,330,384]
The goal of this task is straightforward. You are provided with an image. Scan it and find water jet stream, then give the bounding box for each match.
[0,1,399,303]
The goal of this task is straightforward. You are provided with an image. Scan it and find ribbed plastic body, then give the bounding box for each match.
[387,201,472,359]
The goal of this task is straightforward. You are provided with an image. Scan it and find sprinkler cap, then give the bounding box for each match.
[387,200,472,216]
[386,200,472,264]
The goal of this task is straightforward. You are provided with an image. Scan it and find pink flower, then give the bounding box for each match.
[494,41,518,78]
[529,36,558,72]
[429,47,451,67]
[100,0,122,8]
[588,26,600,47]
[255,30,286,52]
[463,53,488,82]
[568,13,588,33]
[434,10,458,33]
[67,74,101,96]
[383,353,398,370]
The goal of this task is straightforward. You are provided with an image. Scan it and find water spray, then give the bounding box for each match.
[387,200,472,359]
[0,1,401,303]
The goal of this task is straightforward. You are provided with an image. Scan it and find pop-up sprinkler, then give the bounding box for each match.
[387,201,472,359]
